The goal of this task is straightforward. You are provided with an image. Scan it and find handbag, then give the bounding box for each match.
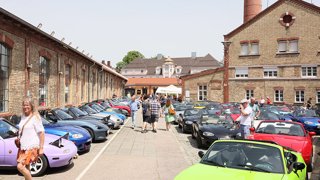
[15,115,33,148]
[169,105,175,115]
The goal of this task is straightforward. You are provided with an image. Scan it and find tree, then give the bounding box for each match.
[116,51,144,72]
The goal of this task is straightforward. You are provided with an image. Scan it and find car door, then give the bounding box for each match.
[0,137,4,164]
[3,138,18,166]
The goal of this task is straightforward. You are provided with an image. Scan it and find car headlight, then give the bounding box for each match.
[304,121,313,125]
[203,132,215,136]
[236,132,241,137]
[71,133,83,139]
[185,121,193,125]
[63,149,70,154]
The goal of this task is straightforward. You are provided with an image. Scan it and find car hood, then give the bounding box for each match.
[200,124,239,135]
[184,115,201,121]
[298,117,320,122]
[251,133,307,152]
[175,163,284,180]
[44,124,89,136]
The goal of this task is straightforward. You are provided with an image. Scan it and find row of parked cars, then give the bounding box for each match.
[172,101,320,179]
[0,98,131,176]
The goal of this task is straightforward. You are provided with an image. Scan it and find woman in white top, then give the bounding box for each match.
[17,98,45,180]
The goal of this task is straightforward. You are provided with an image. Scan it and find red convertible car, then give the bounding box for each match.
[248,120,315,171]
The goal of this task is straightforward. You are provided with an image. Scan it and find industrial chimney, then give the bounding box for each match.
[244,0,262,23]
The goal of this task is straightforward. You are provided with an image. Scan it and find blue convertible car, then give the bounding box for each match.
[287,109,320,134]
[42,118,92,153]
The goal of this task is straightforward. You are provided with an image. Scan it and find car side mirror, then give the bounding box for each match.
[309,131,316,136]
[198,151,204,158]
[249,127,255,132]
[293,162,305,171]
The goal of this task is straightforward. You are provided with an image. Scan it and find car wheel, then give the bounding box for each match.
[30,155,48,177]
[196,131,203,148]
[84,127,95,140]
[182,124,187,133]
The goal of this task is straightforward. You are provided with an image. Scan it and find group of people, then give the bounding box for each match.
[128,94,176,133]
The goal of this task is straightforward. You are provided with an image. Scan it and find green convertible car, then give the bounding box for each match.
[175,140,307,180]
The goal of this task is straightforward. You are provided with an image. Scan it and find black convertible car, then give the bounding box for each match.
[192,115,241,148]
[178,109,202,133]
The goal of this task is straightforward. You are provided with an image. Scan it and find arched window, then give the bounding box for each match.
[0,43,10,112]
[65,64,71,103]
[39,56,49,106]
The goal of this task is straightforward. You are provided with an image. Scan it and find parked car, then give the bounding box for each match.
[175,140,307,180]
[40,109,109,141]
[0,118,77,176]
[252,110,282,128]
[287,109,320,134]
[178,109,202,133]
[174,104,193,124]
[106,100,131,116]
[192,115,240,148]
[78,105,121,129]
[249,120,315,171]
[41,117,92,153]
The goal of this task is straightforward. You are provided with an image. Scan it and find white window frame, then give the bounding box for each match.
[198,85,208,101]
[250,43,259,55]
[245,90,254,100]
[240,42,259,56]
[156,67,161,75]
[240,43,249,55]
[274,90,283,102]
[295,90,304,103]
[277,40,299,53]
[263,67,278,78]
[301,66,317,77]
[235,67,248,78]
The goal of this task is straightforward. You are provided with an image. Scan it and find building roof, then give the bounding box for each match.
[126,78,179,86]
[224,0,320,40]
[180,67,225,81]
[123,54,221,75]
[0,7,127,81]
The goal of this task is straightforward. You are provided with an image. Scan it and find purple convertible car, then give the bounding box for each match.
[0,118,77,176]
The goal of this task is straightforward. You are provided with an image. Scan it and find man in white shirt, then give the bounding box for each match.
[239,99,253,139]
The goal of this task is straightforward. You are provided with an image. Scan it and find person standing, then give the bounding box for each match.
[141,95,151,133]
[150,96,161,133]
[250,97,261,120]
[266,96,272,105]
[129,95,139,129]
[17,98,45,180]
[307,98,312,109]
[163,99,175,131]
[260,97,265,107]
[238,99,253,139]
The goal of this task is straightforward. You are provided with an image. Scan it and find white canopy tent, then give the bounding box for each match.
[156,85,182,96]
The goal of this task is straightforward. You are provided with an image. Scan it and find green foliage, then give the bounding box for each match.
[116,51,144,72]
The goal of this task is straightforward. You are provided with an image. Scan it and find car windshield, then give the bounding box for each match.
[70,107,88,116]
[175,105,188,111]
[101,102,111,108]
[202,115,233,125]
[295,110,318,117]
[55,109,74,120]
[91,104,104,112]
[257,112,280,120]
[95,103,106,110]
[256,122,305,136]
[0,119,18,139]
[81,105,98,114]
[41,117,50,125]
[185,109,201,116]
[201,141,284,174]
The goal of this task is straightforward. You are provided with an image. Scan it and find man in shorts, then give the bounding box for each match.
[150,96,161,133]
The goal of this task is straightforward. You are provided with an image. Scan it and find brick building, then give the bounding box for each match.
[182,0,320,105]
[225,0,320,105]
[0,8,127,117]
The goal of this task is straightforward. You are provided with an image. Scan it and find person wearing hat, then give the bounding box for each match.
[238,99,253,139]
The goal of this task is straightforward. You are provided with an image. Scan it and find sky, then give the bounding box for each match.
[1,0,319,66]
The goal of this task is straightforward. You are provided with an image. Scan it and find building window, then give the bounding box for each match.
[235,67,248,78]
[278,40,298,53]
[301,66,317,77]
[240,42,259,55]
[198,85,207,101]
[156,67,161,75]
[0,44,10,112]
[245,90,254,100]
[81,70,85,101]
[39,56,49,106]
[317,91,320,104]
[274,90,283,102]
[92,72,96,100]
[295,90,304,103]
[65,64,71,103]
[264,67,278,78]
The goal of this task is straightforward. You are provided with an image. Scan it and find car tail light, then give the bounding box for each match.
[318,120,320,123]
